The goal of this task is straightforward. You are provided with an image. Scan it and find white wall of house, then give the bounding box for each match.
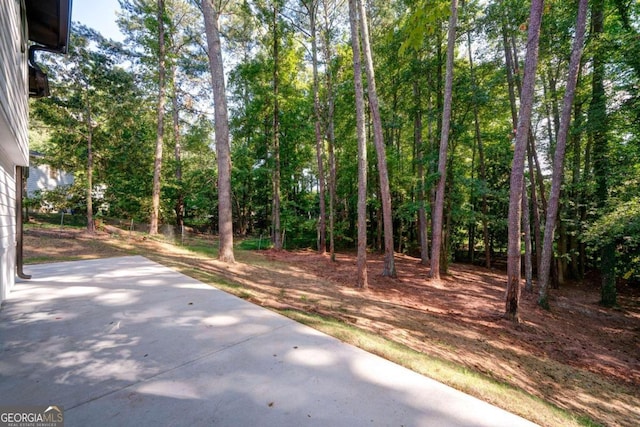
[27,162,75,198]
[0,0,29,303]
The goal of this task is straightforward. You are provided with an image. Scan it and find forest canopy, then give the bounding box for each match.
[31,0,640,310]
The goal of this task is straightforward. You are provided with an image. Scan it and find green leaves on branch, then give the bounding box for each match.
[584,197,640,282]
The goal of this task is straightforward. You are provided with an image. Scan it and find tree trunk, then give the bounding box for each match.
[522,178,533,292]
[322,0,337,261]
[430,0,458,279]
[202,0,235,263]
[570,79,584,280]
[538,0,587,308]
[84,92,95,234]
[467,24,490,269]
[505,0,545,322]
[527,138,543,272]
[306,0,327,255]
[589,0,616,307]
[171,66,184,230]
[415,78,430,265]
[356,0,395,277]
[348,0,368,288]
[150,0,166,235]
[272,1,282,250]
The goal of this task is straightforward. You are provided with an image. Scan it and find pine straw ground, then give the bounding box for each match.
[23,226,640,426]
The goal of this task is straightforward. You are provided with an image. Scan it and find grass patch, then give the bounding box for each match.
[25,255,89,264]
[238,237,272,251]
[183,241,219,258]
[280,309,599,427]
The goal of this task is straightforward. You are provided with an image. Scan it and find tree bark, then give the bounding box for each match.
[522,178,533,292]
[430,0,458,279]
[321,0,337,261]
[171,66,184,230]
[589,0,616,307]
[348,0,368,288]
[466,24,490,269]
[202,0,235,263]
[271,1,282,250]
[505,0,545,322]
[305,0,327,255]
[538,0,588,308]
[415,78,430,265]
[356,0,395,277]
[84,89,95,234]
[150,0,166,235]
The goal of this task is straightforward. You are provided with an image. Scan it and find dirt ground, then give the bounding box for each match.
[23,227,640,426]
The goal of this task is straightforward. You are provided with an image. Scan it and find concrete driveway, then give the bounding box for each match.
[0,256,538,426]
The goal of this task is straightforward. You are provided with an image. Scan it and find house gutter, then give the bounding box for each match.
[16,166,31,280]
[16,0,73,279]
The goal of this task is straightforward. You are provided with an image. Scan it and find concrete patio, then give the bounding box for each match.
[0,256,538,426]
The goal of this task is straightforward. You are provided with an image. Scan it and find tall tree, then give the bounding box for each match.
[357,0,396,277]
[302,0,327,255]
[430,0,458,279]
[271,0,283,250]
[149,0,167,234]
[414,72,429,266]
[202,0,235,263]
[538,0,588,308]
[505,0,545,322]
[465,9,490,269]
[589,0,616,307]
[321,0,338,261]
[348,0,368,288]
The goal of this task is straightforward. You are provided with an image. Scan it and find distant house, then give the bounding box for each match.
[0,0,71,303]
[27,151,74,199]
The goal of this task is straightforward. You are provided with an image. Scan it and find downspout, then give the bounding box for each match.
[16,166,31,279]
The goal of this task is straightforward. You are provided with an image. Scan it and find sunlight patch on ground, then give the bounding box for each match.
[138,380,202,400]
[202,314,240,326]
[94,290,141,306]
[285,347,337,367]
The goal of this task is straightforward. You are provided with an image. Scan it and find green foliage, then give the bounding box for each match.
[26,0,640,290]
[584,197,640,282]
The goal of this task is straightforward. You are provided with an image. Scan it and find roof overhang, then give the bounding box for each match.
[24,0,73,98]
[25,0,73,54]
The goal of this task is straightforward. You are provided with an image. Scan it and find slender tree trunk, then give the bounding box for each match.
[570,81,584,279]
[503,22,518,133]
[348,0,367,288]
[415,78,430,265]
[504,19,539,277]
[322,0,337,261]
[530,132,548,217]
[84,93,95,234]
[202,0,235,263]
[523,178,533,291]
[171,66,184,230]
[356,0,395,277]
[430,0,458,279]
[467,25,490,269]
[538,0,588,308]
[505,0,545,322]
[150,0,166,235]
[589,0,616,307]
[272,1,282,250]
[306,0,327,255]
[527,139,543,272]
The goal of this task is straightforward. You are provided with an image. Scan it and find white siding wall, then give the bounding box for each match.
[27,164,75,197]
[0,158,16,302]
[0,0,29,303]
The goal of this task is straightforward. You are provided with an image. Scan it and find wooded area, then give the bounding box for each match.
[30,0,640,316]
